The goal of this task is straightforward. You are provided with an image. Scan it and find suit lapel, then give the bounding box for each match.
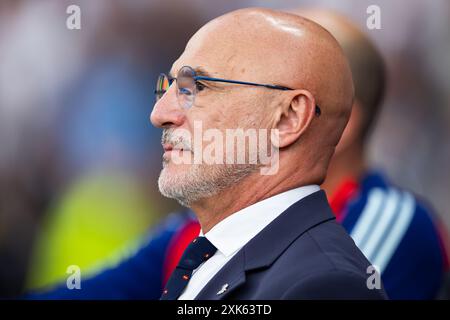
[194,250,246,300]
[195,190,335,300]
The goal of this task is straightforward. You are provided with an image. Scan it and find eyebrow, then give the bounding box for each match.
[168,66,214,79]
[194,67,213,78]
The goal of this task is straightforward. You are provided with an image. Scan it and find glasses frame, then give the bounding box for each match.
[155,66,321,115]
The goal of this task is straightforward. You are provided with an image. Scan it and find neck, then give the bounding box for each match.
[321,142,366,198]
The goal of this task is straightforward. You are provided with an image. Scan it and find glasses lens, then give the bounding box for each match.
[176,66,196,109]
[155,73,171,101]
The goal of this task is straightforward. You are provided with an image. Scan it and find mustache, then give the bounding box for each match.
[161,129,192,152]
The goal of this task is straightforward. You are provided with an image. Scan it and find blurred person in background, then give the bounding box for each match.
[300,9,449,299]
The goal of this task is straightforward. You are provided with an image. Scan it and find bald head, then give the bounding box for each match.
[174,8,354,126]
[295,9,386,140]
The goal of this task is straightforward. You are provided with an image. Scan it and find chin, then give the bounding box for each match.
[158,165,196,207]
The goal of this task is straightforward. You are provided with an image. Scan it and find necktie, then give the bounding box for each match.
[160,236,217,300]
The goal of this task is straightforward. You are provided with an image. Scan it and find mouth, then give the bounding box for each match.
[162,143,191,155]
[162,143,174,152]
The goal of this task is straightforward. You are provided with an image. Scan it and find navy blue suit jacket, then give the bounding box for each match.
[195,190,387,299]
[28,190,387,300]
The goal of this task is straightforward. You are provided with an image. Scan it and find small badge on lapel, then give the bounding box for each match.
[217,283,229,295]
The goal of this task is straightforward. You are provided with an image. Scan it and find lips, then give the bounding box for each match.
[162,143,191,153]
[162,143,173,152]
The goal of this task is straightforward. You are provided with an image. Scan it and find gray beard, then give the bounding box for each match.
[158,162,257,207]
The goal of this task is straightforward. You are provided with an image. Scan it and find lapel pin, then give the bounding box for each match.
[217,283,229,295]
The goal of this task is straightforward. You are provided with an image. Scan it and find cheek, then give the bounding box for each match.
[187,104,228,130]
[184,109,208,131]
[189,90,260,130]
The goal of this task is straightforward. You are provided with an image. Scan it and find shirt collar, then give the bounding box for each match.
[200,185,320,257]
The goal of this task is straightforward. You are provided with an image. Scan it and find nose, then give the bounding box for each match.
[150,86,186,129]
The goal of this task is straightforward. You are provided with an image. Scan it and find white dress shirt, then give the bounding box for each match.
[178,184,320,300]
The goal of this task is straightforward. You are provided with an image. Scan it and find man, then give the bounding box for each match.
[160,9,449,300]
[28,8,447,300]
[28,8,386,300]
[150,7,384,300]
[159,9,449,299]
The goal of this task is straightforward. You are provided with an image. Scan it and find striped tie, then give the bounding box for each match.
[160,236,217,300]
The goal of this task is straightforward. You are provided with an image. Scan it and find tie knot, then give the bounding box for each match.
[177,236,217,270]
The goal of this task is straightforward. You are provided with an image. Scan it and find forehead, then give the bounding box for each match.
[169,18,275,80]
[169,13,306,85]
[170,37,236,79]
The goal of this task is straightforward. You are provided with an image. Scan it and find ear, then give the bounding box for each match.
[274,90,316,148]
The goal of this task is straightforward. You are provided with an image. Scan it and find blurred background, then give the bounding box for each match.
[0,0,449,298]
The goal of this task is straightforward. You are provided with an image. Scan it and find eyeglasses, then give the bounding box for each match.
[155,65,321,115]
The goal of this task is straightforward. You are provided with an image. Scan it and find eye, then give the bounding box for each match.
[179,87,194,96]
[195,81,206,91]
